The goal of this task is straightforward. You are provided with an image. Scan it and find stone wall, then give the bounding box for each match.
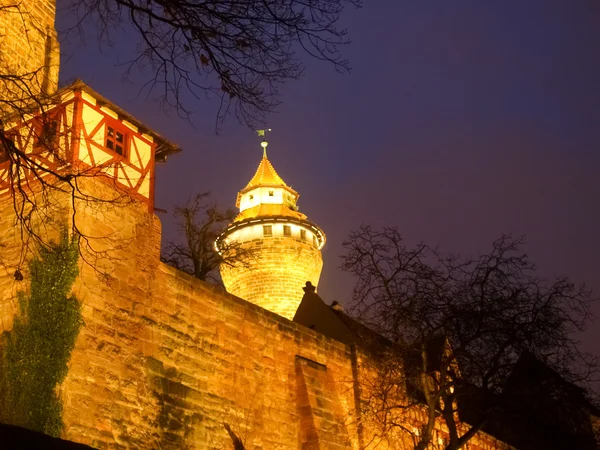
[0,0,60,111]
[220,234,324,320]
[0,179,351,449]
[0,181,70,332]
[62,256,358,448]
[0,177,509,449]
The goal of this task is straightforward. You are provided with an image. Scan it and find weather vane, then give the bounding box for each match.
[256,128,272,157]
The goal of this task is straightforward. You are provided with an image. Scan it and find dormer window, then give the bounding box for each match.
[106,124,128,157]
[268,190,274,196]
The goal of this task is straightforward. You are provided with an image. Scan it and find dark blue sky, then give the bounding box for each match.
[57,1,600,357]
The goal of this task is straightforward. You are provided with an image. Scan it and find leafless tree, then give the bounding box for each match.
[341,226,598,450]
[162,192,255,285]
[0,2,145,278]
[62,0,360,124]
[0,0,359,272]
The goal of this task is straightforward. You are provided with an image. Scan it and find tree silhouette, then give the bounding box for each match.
[162,192,255,285]
[341,226,598,450]
[64,0,359,123]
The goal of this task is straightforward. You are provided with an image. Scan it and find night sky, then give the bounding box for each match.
[56,1,600,358]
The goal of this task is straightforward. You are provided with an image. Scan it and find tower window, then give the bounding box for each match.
[283,225,291,236]
[313,236,318,246]
[249,194,254,200]
[268,190,274,196]
[106,124,128,157]
[263,225,272,236]
[300,229,306,240]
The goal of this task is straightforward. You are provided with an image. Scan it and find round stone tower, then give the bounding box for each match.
[215,140,325,320]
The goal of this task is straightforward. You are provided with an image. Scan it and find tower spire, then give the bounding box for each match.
[256,128,271,158]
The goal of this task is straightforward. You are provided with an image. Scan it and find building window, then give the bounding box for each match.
[268,190,274,196]
[300,229,306,240]
[313,236,318,246]
[0,131,17,164]
[34,120,58,153]
[106,124,128,157]
[283,225,291,236]
[263,225,272,236]
[0,142,9,164]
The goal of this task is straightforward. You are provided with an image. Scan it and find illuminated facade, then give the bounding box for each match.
[0,80,178,205]
[216,144,326,320]
[0,3,526,450]
[0,0,60,111]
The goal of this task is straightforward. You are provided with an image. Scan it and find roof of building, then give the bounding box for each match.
[244,154,287,189]
[234,204,307,222]
[239,154,299,196]
[294,288,600,450]
[60,79,182,161]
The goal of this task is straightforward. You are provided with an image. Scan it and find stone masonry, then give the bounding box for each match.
[220,234,324,321]
[0,178,509,449]
[0,0,60,110]
[0,2,514,448]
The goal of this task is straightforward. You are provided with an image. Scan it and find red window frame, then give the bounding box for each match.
[104,121,129,158]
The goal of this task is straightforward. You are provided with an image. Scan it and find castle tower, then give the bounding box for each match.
[0,0,60,109]
[216,140,325,320]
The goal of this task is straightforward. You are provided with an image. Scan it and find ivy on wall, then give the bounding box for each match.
[0,232,82,437]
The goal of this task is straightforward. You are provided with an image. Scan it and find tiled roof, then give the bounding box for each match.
[243,155,288,190]
[234,204,306,222]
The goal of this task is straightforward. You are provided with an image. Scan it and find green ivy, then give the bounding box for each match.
[0,232,82,437]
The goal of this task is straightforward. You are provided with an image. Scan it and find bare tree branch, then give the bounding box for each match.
[341,226,599,450]
[62,0,360,125]
[162,191,256,285]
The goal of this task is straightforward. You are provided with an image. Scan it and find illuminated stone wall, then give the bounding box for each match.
[0,183,70,332]
[220,221,324,320]
[50,184,355,448]
[0,179,511,449]
[0,0,60,111]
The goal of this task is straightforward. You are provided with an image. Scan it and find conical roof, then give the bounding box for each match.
[243,155,288,190]
[235,150,300,213]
